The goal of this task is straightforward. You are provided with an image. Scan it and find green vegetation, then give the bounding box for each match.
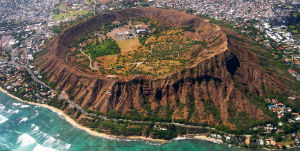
[84,39,120,59]
[50,12,94,34]
[186,94,195,120]
[68,17,209,78]
[53,10,89,21]
[102,21,128,34]
[209,18,235,30]
[48,95,68,109]
[138,35,149,45]
[231,35,300,96]
[287,12,300,34]
[94,120,143,136]
[182,25,196,32]
[152,124,177,140]
[229,82,278,133]
[10,30,36,48]
[203,99,220,122]
[85,116,213,140]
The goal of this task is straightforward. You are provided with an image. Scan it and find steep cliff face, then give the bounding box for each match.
[36,8,293,129]
[107,36,287,128]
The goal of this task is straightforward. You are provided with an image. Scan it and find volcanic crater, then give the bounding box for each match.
[36,8,295,129]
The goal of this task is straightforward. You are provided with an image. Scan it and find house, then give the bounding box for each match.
[210,134,217,138]
[257,126,264,130]
[259,138,264,145]
[288,119,295,123]
[268,104,275,110]
[226,136,231,141]
[28,54,33,60]
[295,137,299,144]
[266,140,270,146]
[136,28,151,34]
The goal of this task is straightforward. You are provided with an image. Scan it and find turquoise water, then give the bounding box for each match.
[0,91,280,151]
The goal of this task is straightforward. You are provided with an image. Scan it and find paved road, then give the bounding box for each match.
[7,61,88,115]
[1,59,231,134]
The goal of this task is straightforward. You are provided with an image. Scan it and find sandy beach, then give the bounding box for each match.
[0,86,229,145]
[193,135,223,144]
[0,87,168,143]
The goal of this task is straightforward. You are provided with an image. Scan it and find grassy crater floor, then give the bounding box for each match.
[67,18,209,78]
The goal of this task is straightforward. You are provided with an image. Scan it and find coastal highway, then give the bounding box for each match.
[1,59,230,135]
[6,60,89,116]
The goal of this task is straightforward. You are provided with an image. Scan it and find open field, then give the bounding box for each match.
[53,10,89,21]
[67,16,210,78]
[116,38,140,54]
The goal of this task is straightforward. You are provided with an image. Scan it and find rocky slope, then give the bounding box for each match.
[35,8,295,130]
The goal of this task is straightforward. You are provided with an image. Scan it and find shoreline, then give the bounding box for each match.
[0,87,168,143]
[3,86,298,150]
[0,86,235,145]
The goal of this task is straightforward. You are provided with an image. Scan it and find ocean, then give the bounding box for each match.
[0,91,279,151]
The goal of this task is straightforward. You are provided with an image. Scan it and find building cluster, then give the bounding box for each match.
[149,0,300,76]
[248,97,300,147]
[0,0,300,149]
[0,0,97,66]
[150,0,299,23]
[114,29,136,40]
[207,133,246,146]
[136,27,151,35]
[0,0,59,23]
[258,22,300,66]
[233,21,300,79]
[251,124,276,134]
[250,135,278,147]
[288,68,300,81]
[0,61,55,104]
[48,1,95,25]
[267,98,300,122]
[153,124,168,131]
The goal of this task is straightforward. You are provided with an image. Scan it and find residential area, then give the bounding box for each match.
[0,61,55,104]
[1,0,300,150]
[149,0,299,23]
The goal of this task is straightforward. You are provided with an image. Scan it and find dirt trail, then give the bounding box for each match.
[79,49,97,70]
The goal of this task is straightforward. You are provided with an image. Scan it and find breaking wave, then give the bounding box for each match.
[31,125,71,151]
[18,117,29,124]
[0,104,5,112]
[12,103,22,106]
[20,104,30,108]
[15,133,36,151]
[14,133,70,151]
[0,114,8,124]
[33,144,58,151]
[12,102,30,108]
[6,109,20,114]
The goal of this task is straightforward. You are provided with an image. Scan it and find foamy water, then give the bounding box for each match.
[0,104,5,111]
[18,117,29,124]
[0,91,269,151]
[0,114,8,124]
[14,133,69,151]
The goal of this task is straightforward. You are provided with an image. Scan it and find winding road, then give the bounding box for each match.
[79,48,97,70]
[1,58,231,136]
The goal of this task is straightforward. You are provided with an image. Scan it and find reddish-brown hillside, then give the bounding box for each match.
[35,8,296,130]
